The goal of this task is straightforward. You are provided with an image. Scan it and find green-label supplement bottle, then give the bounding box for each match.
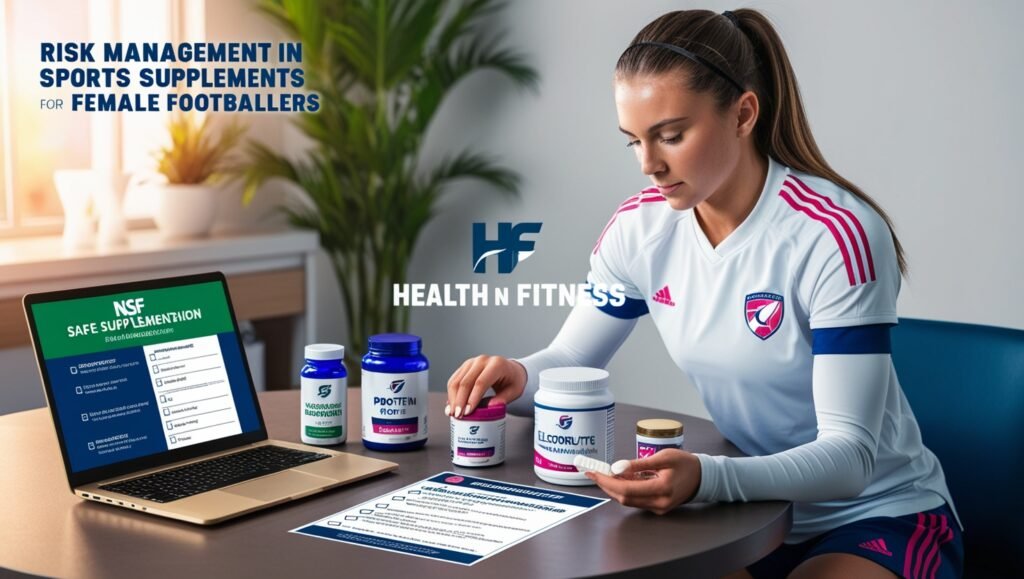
[301,344,347,445]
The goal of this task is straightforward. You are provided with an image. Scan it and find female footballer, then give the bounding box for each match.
[446,9,962,578]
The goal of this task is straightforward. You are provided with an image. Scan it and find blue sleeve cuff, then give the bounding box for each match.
[596,296,649,319]
[812,324,893,355]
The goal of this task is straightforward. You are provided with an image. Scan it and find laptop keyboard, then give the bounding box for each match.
[99,445,331,503]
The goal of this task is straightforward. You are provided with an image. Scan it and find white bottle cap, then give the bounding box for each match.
[539,367,609,393]
[304,343,345,361]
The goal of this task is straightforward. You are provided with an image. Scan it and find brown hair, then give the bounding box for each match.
[616,9,906,274]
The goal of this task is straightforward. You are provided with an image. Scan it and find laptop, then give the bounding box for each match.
[23,271,397,525]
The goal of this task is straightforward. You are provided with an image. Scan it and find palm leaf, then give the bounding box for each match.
[245,0,539,343]
[423,150,520,195]
[435,0,502,54]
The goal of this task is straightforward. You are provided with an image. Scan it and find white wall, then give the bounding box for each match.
[395,0,1024,419]
[4,0,1021,417]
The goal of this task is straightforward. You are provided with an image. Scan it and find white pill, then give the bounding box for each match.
[573,455,613,476]
[611,460,631,476]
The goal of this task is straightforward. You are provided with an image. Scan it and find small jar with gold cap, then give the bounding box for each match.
[636,418,684,459]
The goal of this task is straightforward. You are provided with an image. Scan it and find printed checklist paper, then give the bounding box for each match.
[291,472,608,566]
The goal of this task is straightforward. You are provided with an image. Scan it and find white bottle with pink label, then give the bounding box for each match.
[534,367,615,486]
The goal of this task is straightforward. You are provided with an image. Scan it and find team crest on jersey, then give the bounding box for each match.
[745,292,784,340]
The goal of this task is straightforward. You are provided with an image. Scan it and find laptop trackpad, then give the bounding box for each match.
[223,470,331,502]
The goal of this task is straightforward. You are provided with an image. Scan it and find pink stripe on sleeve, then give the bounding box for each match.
[779,188,857,286]
[593,195,666,254]
[786,178,868,285]
[791,174,877,282]
[617,193,641,208]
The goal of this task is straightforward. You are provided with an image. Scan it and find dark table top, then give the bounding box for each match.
[0,390,790,578]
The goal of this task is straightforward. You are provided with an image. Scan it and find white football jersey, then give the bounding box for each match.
[588,156,957,540]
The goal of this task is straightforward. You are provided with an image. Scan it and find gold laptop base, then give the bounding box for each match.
[75,440,397,524]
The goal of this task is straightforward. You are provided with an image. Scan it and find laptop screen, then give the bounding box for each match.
[29,278,263,474]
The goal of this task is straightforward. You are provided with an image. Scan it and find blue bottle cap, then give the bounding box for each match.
[367,333,422,356]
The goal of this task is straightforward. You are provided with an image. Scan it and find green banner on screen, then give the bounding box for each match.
[32,281,234,359]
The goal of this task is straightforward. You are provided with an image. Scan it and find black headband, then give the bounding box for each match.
[625,41,745,94]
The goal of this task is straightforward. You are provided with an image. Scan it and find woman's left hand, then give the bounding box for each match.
[585,449,702,515]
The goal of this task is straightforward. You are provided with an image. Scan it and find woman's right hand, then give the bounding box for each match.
[445,355,528,418]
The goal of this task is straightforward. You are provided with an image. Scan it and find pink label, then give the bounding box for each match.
[457,448,495,458]
[373,423,418,435]
[637,441,680,459]
[534,451,577,472]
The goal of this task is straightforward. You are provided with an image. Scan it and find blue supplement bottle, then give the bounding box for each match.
[300,344,347,445]
[361,333,429,451]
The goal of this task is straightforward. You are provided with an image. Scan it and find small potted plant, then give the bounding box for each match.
[152,113,246,239]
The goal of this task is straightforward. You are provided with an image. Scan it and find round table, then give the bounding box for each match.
[0,390,790,578]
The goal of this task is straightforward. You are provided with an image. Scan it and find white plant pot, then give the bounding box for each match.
[153,184,218,240]
[53,170,98,251]
[96,172,131,251]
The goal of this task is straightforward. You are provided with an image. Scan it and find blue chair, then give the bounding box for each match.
[891,318,1024,578]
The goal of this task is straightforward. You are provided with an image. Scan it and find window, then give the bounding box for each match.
[0,0,202,235]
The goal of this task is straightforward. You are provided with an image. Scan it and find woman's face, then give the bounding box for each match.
[614,73,743,211]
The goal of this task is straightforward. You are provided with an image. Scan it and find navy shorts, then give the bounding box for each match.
[748,504,963,579]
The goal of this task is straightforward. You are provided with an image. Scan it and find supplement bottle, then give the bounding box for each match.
[636,418,684,458]
[300,344,347,445]
[361,333,429,451]
[450,397,506,467]
[534,367,615,486]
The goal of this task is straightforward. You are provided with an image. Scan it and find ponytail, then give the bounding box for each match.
[616,9,907,274]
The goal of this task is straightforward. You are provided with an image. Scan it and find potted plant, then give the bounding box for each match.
[244,0,538,365]
[152,113,246,239]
